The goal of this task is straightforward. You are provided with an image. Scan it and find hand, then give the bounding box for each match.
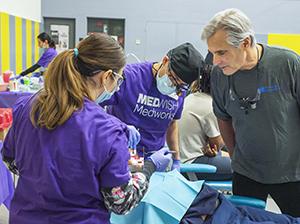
[171,158,180,172]
[31,72,41,78]
[10,75,21,80]
[202,144,218,157]
[147,147,172,172]
[127,125,140,149]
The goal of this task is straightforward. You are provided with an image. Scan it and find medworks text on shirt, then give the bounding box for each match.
[133,93,179,120]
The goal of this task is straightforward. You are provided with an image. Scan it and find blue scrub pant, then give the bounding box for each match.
[233,171,300,217]
[180,184,300,224]
[182,151,233,181]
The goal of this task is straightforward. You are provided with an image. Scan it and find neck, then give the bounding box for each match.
[241,44,261,70]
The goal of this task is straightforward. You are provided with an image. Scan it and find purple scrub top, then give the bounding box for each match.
[101,62,185,157]
[2,96,131,224]
[36,47,58,68]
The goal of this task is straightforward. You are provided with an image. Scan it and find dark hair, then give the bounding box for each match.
[30,33,126,130]
[37,32,56,49]
[191,64,213,94]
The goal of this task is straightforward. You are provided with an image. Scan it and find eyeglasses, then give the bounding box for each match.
[88,69,126,87]
[112,71,126,87]
[168,63,190,94]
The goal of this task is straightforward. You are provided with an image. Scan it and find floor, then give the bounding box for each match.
[0,195,281,224]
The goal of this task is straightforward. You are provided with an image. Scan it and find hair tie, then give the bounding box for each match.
[73,48,79,58]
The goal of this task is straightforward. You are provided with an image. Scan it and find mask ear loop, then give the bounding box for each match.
[152,62,163,87]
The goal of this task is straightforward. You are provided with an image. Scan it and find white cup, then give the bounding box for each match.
[9,80,19,91]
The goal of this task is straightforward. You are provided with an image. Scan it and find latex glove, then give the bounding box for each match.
[31,72,41,78]
[10,75,21,80]
[127,125,140,149]
[171,158,181,172]
[147,147,172,172]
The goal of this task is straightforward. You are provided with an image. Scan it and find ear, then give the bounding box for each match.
[242,37,251,50]
[101,69,113,85]
[44,39,48,45]
[162,56,170,66]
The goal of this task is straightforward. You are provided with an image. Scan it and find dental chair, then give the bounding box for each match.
[180,163,266,210]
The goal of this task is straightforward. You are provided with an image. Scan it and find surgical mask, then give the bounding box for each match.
[156,72,176,95]
[42,46,47,52]
[95,84,117,104]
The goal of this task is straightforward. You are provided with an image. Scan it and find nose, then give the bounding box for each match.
[213,55,221,66]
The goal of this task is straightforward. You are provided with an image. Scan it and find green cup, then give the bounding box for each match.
[24,80,30,85]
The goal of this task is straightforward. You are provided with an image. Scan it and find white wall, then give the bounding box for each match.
[0,0,41,22]
[42,0,300,63]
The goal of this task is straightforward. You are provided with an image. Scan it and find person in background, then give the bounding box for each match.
[178,63,232,181]
[1,33,171,224]
[11,32,58,80]
[201,8,300,217]
[100,43,206,172]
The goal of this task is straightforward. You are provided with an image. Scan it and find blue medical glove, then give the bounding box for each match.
[127,125,140,149]
[10,75,21,80]
[147,147,172,172]
[31,72,41,77]
[171,158,181,172]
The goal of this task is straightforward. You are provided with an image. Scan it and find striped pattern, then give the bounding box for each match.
[0,12,41,76]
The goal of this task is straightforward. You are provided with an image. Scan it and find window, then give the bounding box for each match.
[87,18,125,48]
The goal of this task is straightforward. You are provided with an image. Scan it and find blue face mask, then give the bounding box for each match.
[42,46,47,52]
[95,84,117,104]
[156,72,176,95]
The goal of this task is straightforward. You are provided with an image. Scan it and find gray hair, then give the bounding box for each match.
[201,8,256,48]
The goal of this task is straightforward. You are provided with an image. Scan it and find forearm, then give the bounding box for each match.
[100,160,155,215]
[165,120,180,159]
[20,64,41,76]
[208,135,224,152]
[217,118,236,158]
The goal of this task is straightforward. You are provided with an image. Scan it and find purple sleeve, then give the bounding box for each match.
[99,130,131,187]
[36,48,58,68]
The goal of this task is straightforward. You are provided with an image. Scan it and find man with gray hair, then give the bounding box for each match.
[201,8,300,217]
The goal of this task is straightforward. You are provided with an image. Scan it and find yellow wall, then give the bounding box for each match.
[268,34,300,55]
[0,12,40,75]
[1,12,10,72]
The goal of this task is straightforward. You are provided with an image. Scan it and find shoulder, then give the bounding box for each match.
[11,95,36,122]
[43,48,58,57]
[81,98,127,130]
[262,44,300,62]
[185,92,213,109]
[124,62,152,76]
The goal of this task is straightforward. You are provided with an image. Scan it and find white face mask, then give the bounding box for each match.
[156,71,176,95]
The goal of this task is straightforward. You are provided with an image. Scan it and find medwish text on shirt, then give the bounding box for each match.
[133,93,179,120]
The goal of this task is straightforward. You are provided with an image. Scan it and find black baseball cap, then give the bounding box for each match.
[167,43,204,85]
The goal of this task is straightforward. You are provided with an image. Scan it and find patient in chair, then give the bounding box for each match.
[180,183,300,224]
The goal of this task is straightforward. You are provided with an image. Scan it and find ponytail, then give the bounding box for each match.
[190,64,213,94]
[30,49,92,130]
[49,39,56,49]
